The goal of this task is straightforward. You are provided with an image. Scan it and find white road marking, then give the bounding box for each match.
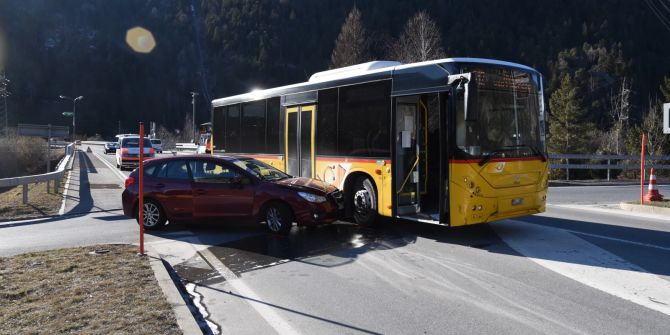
[549,203,670,222]
[91,151,127,183]
[198,246,301,335]
[494,219,670,316]
[558,228,670,252]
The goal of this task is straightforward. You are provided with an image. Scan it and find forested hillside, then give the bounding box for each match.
[1,0,669,156]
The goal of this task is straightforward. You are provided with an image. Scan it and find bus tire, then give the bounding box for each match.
[352,176,377,226]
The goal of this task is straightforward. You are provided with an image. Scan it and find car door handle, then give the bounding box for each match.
[155,183,165,188]
[195,189,207,195]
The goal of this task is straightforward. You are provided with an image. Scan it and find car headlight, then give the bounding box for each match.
[298,192,327,203]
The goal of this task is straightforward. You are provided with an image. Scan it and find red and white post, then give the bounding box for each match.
[640,133,646,204]
[138,122,145,255]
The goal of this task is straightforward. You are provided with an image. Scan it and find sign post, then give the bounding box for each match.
[664,103,670,134]
[139,122,145,255]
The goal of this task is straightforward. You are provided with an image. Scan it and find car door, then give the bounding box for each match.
[190,158,255,218]
[151,160,194,219]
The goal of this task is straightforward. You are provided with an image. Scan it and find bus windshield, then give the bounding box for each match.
[456,66,545,161]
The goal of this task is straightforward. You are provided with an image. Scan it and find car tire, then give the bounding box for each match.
[352,176,377,226]
[136,199,167,230]
[265,202,293,235]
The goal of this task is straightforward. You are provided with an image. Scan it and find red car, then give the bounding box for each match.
[122,155,344,234]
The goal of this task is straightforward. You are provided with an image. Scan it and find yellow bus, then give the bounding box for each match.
[210,58,548,227]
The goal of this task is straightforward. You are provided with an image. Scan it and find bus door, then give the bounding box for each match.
[394,95,441,221]
[285,105,315,177]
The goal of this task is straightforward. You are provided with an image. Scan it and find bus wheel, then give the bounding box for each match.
[352,176,377,226]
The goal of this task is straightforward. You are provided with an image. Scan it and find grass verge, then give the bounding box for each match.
[0,244,180,334]
[0,179,64,221]
[627,200,670,208]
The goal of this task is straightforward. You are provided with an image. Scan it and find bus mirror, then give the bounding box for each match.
[464,74,479,121]
[448,73,478,121]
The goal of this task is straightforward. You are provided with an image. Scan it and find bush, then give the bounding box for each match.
[0,130,48,178]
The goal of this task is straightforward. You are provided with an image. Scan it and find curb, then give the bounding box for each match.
[619,202,670,215]
[146,246,203,335]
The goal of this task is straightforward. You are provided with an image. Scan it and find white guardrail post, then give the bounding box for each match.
[0,143,75,204]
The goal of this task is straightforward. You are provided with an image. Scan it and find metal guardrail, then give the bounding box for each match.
[0,143,75,203]
[549,153,670,180]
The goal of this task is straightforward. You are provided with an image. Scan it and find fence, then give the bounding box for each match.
[549,153,670,181]
[0,143,75,203]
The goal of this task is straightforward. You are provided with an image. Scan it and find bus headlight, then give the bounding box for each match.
[298,192,327,203]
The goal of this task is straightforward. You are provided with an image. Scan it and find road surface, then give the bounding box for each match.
[1,144,668,334]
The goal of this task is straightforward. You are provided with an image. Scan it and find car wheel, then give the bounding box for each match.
[265,202,293,235]
[137,199,167,230]
[352,176,377,226]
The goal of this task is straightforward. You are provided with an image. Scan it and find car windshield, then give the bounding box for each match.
[231,158,290,181]
[151,139,161,144]
[121,137,152,148]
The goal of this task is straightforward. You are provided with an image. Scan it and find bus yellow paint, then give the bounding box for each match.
[448,159,548,227]
[314,158,393,217]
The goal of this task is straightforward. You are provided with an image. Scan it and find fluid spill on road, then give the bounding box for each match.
[208,223,413,275]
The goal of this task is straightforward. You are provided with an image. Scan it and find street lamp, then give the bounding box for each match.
[59,95,83,140]
[190,91,198,143]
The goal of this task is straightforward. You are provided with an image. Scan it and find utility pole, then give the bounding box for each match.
[59,95,83,141]
[190,91,199,143]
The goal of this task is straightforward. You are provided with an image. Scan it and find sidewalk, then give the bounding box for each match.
[62,150,124,215]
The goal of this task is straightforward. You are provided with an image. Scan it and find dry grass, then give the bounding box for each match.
[629,199,670,208]
[0,244,180,334]
[0,180,64,221]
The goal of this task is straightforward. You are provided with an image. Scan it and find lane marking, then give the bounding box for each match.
[92,151,127,183]
[549,204,670,223]
[494,219,670,316]
[197,247,301,335]
[557,228,670,253]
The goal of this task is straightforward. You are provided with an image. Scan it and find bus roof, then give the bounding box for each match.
[211,58,541,107]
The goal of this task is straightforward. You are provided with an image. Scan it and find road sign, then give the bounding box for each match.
[18,123,69,138]
[62,112,73,117]
[664,103,670,134]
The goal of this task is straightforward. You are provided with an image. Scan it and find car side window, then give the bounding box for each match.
[143,164,158,177]
[189,160,240,183]
[155,160,190,180]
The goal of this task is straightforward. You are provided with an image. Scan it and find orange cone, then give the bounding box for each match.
[643,168,664,202]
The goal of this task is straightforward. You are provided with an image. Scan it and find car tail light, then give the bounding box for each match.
[149,147,155,156]
[124,176,135,188]
[121,148,129,154]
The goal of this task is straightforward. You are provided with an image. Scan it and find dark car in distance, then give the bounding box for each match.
[122,155,344,234]
[104,142,119,154]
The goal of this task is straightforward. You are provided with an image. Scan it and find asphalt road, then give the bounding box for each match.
[1,145,669,334]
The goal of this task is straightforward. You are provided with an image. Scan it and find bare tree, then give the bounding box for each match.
[643,95,669,158]
[180,113,195,143]
[387,11,446,63]
[329,6,370,69]
[605,77,631,154]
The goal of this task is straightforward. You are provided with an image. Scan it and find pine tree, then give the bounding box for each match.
[660,75,670,102]
[387,11,445,63]
[329,6,370,69]
[548,73,594,154]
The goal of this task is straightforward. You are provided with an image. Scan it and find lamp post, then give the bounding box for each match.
[59,95,83,140]
[190,91,198,143]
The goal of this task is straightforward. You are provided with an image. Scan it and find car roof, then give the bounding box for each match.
[144,154,241,164]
